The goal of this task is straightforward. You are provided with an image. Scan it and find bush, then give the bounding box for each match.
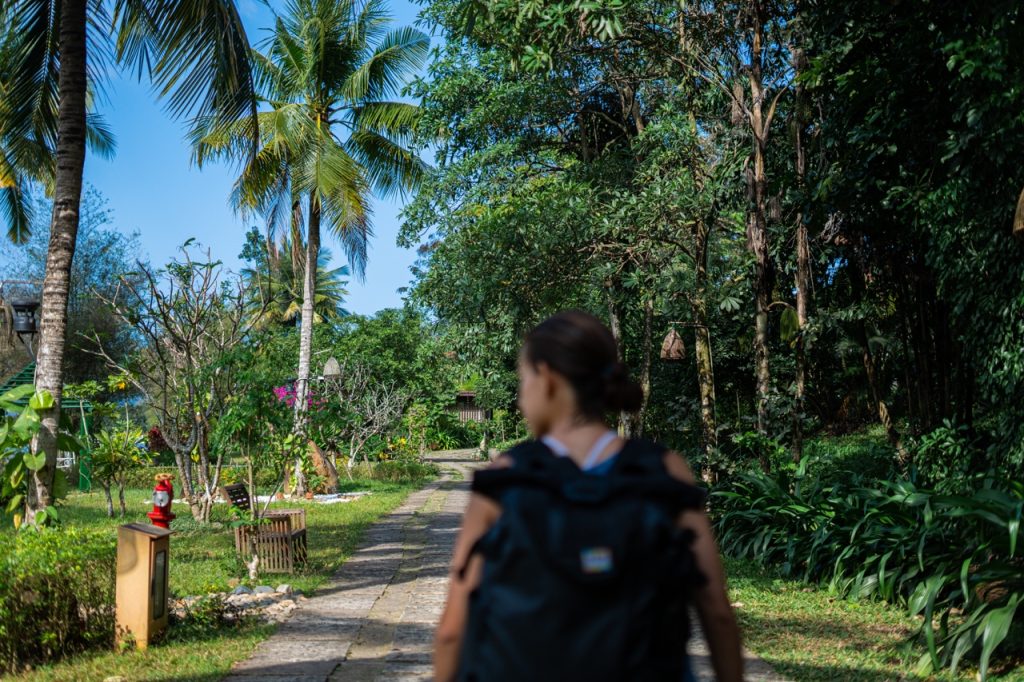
[349,459,440,482]
[0,527,116,673]
[712,469,1024,679]
[914,420,977,492]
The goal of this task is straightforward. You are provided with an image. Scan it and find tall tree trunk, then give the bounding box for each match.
[604,283,628,434]
[691,219,718,482]
[792,39,811,463]
[745,2,774,436]
[27,0,89,524]
[634,297,654,437]
[291,194,321,495]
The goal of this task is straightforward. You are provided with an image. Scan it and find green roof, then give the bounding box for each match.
[0,362,93,411]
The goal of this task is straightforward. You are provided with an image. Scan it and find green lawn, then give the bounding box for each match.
[1,478,423,681]
[728,557,1024,681]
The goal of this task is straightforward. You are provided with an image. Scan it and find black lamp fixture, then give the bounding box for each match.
[10,299,40,356]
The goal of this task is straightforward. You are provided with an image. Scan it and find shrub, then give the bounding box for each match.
[801,428,896,485]
[91,425,150,517]
[0,527,116,673]
[349,459,440,482]
[913,420,977,492]
[712,470,1024,679]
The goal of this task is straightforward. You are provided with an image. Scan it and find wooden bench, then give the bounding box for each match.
[222,483,308,574]
[220,482,252,512]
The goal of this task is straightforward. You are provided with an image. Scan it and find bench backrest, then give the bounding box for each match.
[220,482,251,511]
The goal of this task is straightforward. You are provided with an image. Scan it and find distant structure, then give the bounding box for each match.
[453,391,490,423]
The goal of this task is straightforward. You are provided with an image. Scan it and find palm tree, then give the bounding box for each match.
[4,0,259,523]
[0,6,113,243]
[242,236,351,328]
[197,0,428,492]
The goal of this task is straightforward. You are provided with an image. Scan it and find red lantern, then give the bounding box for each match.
[147,473,176,529]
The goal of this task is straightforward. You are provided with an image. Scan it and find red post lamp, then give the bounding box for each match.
[147,473,176,529]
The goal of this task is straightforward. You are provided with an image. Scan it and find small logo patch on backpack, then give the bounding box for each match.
[580,546,614,574]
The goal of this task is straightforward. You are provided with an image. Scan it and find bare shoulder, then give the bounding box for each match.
[661,450,698,485]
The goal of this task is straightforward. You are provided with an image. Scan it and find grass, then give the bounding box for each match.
[3,621,275,682]
[1,476,426,681]
[727,557,1024,681]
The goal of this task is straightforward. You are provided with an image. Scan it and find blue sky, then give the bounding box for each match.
[76,0,430,316]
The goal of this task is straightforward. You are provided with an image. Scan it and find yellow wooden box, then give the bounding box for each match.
[116,523,172,649]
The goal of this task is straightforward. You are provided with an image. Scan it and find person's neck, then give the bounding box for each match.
[543,419,615,465]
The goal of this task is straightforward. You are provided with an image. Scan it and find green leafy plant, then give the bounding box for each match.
[0,527,116,673]
[728,430,791,476]
[713,470,1024,678]
[0,385,75,528]
[91,424,150,517]
[914,420,977,493]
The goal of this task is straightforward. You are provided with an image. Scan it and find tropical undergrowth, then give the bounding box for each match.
[713,465,1024,679]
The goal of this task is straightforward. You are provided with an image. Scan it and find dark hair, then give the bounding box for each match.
[523,310,644,419]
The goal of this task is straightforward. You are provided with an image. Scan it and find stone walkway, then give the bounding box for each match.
[223,449,785,682]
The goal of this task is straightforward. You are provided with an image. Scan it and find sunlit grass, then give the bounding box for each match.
[728,557,1024,681]
[1,478,424,681]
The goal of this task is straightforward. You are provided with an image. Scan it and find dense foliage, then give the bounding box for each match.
[0,527,116,673]
[399,0,1024,675]
[713,469,1024,678]
[404,0,1024,478]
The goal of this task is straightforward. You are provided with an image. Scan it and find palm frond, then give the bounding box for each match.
[345,128,426,198]
[342,26,428,103]
[349,100,420,141]
[0,174,32,244]
[114,0,259,156]
[85,112,116,160]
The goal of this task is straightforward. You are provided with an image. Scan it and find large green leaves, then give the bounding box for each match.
[0,389,67,528]
[713,470,1024,678]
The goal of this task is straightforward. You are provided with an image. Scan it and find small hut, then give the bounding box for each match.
[452,391,490,422]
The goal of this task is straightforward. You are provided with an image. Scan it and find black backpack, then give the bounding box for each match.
[456,438,708,682]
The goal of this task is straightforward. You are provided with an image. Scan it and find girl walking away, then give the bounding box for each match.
[434,310,744,681]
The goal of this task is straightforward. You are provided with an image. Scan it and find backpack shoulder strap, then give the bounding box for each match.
[613,438,708,512]
[471,439,564,501]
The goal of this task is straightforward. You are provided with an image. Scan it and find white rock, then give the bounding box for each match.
[275,583,293,594]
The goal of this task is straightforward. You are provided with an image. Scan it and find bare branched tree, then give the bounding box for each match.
[89,244,264,522]
[324,362,407,478]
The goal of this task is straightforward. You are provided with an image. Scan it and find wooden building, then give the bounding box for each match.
[453,391,490,423]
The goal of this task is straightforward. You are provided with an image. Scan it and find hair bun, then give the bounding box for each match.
[602,362,644,413]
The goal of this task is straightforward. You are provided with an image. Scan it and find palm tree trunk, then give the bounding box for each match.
[101,482,114,518]
[291,193,321,495]
[27,0,89,524]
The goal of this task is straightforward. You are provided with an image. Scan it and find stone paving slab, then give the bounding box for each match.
[224,449,787,682]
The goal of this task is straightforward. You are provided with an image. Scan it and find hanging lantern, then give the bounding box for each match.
[660,328,686,362]
[323,356,341,379]
[10,300,39,335]
[1014,185,1024,240]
